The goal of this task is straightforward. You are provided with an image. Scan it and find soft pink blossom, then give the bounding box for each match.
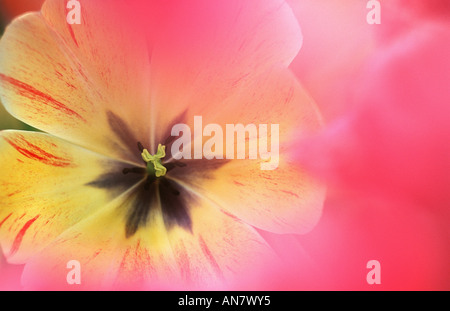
[288,0,450,290]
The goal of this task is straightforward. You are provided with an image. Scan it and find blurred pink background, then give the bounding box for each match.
[284,0,450,290]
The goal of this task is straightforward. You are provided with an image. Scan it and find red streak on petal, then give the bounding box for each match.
[9,215,40,257]
[133,240,145,272]
[0,73,86,122]
[119,248,131,272]
[135,240,154,276]
[198,236,223,278]
[64,5,80,48]
[284,86,295,106]
[175,242,191,280]
[7,190,21,197]
[0,213,13,228]
[77,65,89,83]
[280,190,300,199]
[259,174,272,181]
[231,73,250,87]
[135,239,141,252]
[4,135,74,167]
[219,209,240,222]
[67,25,79,48]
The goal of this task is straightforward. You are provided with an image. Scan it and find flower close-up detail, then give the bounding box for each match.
[2,0,448,292]
[0,0,324,290]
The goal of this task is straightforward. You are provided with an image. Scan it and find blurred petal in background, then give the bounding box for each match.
[285,0,450,290]
[0,0,45,131]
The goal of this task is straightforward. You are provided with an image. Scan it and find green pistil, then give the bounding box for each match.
[141,144,167,177]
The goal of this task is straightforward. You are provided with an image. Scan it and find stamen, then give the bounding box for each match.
[141,144,167,177]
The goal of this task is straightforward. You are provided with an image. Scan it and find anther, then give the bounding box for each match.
[141,144,167,177]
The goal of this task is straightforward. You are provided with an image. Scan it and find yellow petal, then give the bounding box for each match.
[0,130,144,263]
[0,5,151,164]
[147,0,303,146]
[20,178,276,289]
[167,70,325,234]
[20,190,179,290]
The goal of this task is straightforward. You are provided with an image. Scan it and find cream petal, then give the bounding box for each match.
[0,130,144,263]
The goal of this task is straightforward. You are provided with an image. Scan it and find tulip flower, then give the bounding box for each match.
[0,0,324,290]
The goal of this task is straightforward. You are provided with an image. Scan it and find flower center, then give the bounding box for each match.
[141,144,167,177]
